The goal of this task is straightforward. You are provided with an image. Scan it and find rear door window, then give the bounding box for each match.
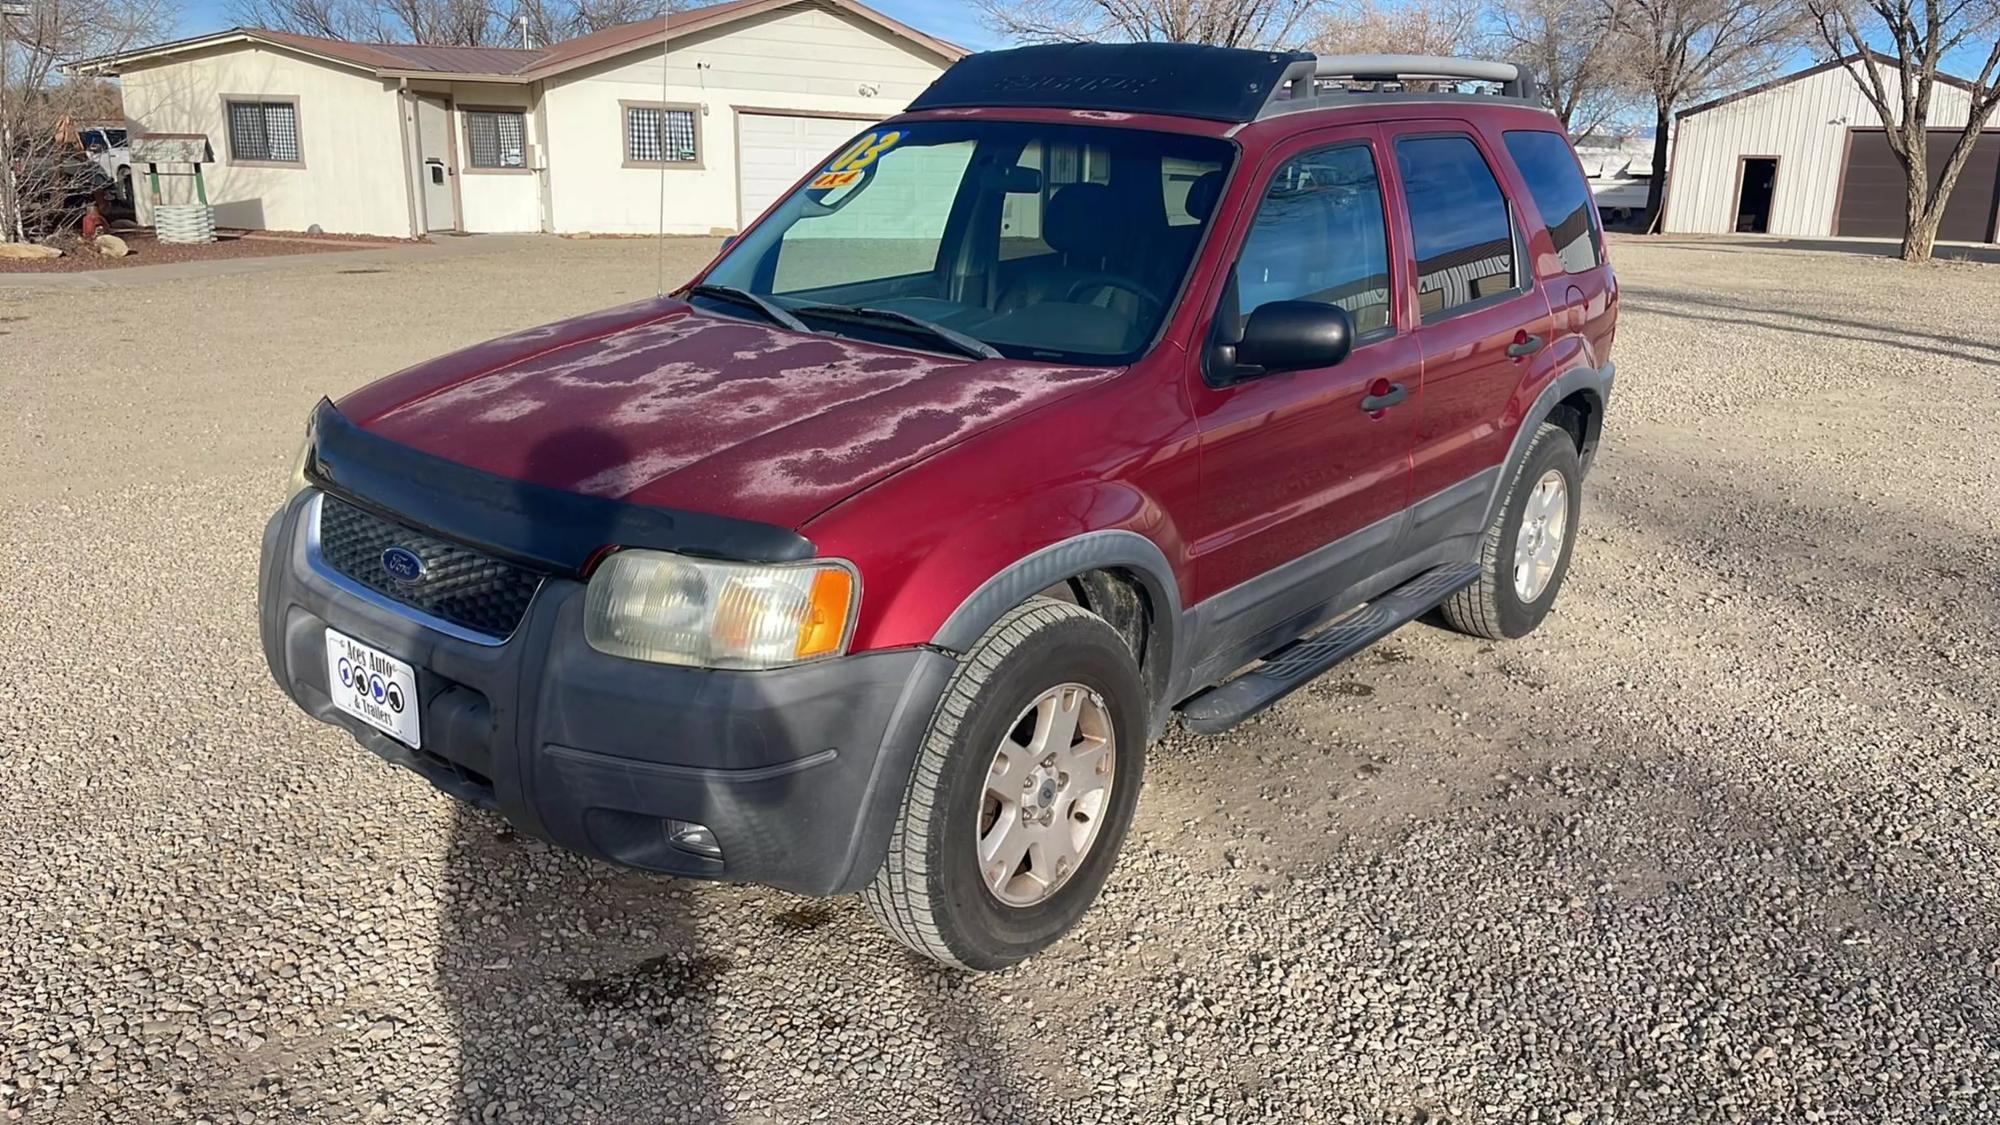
[1393,134,1520,320]
[1503,129,1603,273]
[1234,143,1393,334]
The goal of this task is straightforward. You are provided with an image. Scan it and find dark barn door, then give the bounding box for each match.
[1836,129,2000,243]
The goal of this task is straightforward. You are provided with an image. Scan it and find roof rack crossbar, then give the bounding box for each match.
[1289,54,1539,103]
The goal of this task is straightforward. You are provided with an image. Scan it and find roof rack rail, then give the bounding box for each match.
[1266,53,1540,113]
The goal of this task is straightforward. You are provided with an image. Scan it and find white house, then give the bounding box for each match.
[1662,53,1999,243]
[74,0,967,238]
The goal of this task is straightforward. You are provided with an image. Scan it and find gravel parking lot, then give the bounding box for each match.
[3,234,1996,1125]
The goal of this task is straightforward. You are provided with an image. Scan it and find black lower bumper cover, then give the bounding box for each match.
[259,493,953,896]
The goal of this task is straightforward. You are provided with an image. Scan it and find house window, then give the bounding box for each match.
[465,110,527,169]
[624,104,698,166]
[225,100,301,164]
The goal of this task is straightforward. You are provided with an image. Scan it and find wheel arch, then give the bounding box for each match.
[932,530,1184,740]
[1482,361,1614,530]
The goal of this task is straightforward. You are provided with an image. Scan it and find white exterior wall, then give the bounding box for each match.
[1664,61,1977,236]
[429,80,545,233]
[119,44,410,237]
[540,2,950,235]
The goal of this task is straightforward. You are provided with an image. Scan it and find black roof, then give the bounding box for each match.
[906,42,1313,124]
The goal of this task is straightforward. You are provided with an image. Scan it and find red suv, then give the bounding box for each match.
[260,45,1615,970]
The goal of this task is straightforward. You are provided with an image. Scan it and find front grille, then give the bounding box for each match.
[314,495,542,639]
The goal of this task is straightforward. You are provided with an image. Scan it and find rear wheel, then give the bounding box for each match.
[1438,422,1582,639]
[864,597,1145,970]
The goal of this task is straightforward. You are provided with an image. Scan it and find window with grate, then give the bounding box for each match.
[465,110,527,169]
[625,105,698,164]
[226,100,301,164]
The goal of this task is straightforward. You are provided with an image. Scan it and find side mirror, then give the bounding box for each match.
[1233,300,1354,376]
[719,234,738,251]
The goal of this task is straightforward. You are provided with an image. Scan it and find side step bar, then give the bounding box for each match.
[1177,562,1481,734]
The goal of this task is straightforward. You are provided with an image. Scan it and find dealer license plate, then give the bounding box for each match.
[325,629,421,749]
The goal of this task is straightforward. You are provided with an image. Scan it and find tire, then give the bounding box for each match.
[1438,422,1583,640]
[864,596,1146,970]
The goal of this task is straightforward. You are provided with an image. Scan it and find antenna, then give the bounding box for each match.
[655,6,670,296]
[518,15,531,50]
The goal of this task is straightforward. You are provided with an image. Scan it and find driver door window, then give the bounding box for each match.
[1233,143,1393,334]
[771,138,976,294]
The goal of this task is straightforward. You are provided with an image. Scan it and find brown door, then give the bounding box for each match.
[1836,129,2000,243]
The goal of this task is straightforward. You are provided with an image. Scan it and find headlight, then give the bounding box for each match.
[287,433,313,500]
[583,550,858,669]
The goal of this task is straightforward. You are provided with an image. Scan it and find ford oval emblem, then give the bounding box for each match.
[381,546,426,584]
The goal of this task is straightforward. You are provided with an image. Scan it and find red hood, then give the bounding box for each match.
[335,298,1115,529]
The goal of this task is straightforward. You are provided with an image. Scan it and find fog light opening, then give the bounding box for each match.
[666,819,723,860]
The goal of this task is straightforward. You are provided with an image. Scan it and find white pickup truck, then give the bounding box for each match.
[76,124,133,199]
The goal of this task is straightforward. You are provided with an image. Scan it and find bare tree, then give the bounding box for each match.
[2,0,173,241]
[975,0,1319,48]
[374,0,505,44]
[1308,0,1482,55]
[227,0,669,44]
[517,0,671,47]
[1806,2,2000,261]
[227,0,383,40]
[1489,0,1638,133]
[1608,0,1807,223]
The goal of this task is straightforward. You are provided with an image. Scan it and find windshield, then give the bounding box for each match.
[697,120,1234,364]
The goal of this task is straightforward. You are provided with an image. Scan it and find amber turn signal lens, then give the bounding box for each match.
[795,567,855,660]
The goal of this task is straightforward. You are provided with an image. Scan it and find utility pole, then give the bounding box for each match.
[0,1,27,243]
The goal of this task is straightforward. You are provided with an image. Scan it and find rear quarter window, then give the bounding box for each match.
[1503,130,1603,274]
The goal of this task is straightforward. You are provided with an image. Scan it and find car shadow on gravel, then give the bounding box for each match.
[437,806,727,1125]
[433,425,731,1124]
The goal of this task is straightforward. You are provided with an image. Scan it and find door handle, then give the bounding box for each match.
[1506,332,1546,358]
[1359,381,1407,412]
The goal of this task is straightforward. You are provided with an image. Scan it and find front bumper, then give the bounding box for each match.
[257,491,952,895]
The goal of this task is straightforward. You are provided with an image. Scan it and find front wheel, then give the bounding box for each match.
[1438,422,1583,639]
[864,597,1146,970]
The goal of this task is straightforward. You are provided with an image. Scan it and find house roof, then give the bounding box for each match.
[70,0,968,80]
[1676,51,1979,121]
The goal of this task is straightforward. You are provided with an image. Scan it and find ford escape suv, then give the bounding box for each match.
[260,44,1616,970]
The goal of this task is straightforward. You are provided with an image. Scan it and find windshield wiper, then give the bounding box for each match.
[684,284,809,334]
[795,303,1001,361]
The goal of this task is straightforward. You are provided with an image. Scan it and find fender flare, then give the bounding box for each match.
[931,529,1185,735]
[1481,361,1615,530]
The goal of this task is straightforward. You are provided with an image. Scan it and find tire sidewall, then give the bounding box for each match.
[1492,430,1583,637]
[928,616,1145,969]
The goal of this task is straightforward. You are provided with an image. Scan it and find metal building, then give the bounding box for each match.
[1663,53,2000,243]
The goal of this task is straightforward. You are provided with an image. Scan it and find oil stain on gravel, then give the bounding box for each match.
[770,901,838,932]
[564,952,731,1012]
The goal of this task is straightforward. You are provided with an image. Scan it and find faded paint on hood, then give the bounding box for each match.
[334,297,1115,530]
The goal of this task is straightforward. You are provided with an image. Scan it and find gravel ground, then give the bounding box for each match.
[3,234,1997,1124]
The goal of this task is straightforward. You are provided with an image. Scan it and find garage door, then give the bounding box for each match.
[1836,129,2000,242]
[737,112,868,227]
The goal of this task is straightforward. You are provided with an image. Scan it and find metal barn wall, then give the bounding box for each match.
[1664,62,1977,237]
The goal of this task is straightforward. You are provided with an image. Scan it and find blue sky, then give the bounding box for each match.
[174,0,1005,49]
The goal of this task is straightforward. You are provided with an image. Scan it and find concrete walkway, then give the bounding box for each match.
[0,233,548,291]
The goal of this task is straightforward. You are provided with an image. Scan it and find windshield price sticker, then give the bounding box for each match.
[812,129,904,189]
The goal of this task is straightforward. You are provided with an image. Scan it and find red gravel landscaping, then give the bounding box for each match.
[0,228,421,273]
